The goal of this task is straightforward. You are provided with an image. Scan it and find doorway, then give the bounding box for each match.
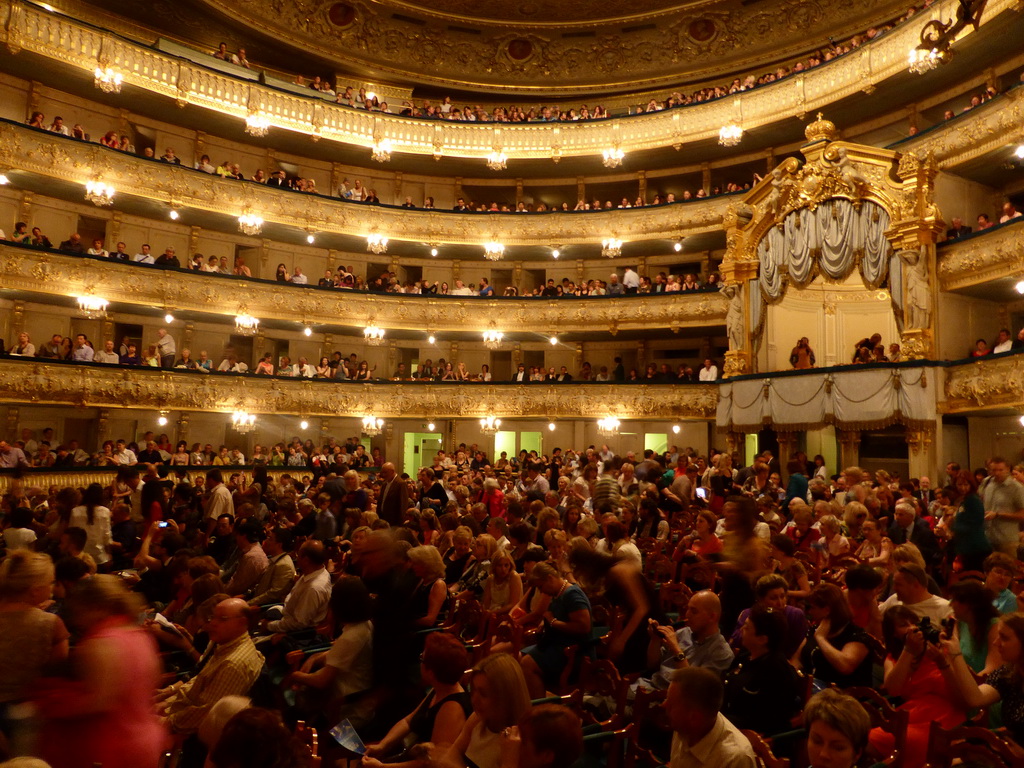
[403,431,443,476]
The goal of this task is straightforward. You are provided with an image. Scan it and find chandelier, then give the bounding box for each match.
[907,47,941,74]
[366,234,389,254]
[482,330,504,349]
[234,314,259,335]
[601,238,623,258]
[602,147,625,168]
[93,66,123,94]
[479,415,502,434]
[0,173,8,185]
[84,180,115,207]
[362,416,384,436]
[245,113,270,137]
[371,139,392,163]
[364,325,386,345]
[238,213,263,236]
[231,411,256,433]
[483,241,505,261]
[486,151,507,171]
[76,295,109,319]
[597,417,621,437]
[718,124,743,147]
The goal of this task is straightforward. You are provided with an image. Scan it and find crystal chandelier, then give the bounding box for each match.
[907,47,941,74]
[479,415,502,434]
[245,113,270,137]
[238,213,263,236]
[234,314,259,335]
[76,295,109,319]
[364,325,386,345]
[93,66,123,94]
[597,417,621,437]
[361,416,384,436]
[483,241,505,261]
[718,124,743,147]
[486,151,507,171]
[602,147,625,168]
[366,234,389,254]
[601,238,623,258]
[84,180,115,207]
[371,139,392,163]
[482,330,504,349]
[231,411,256,433]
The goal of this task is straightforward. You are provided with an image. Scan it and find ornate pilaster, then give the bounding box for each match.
[574,343,583,373]
[108,211,122,244]
[775,432,797,472]
[18,191,34,224]
[392,172,403,204]
[905,425,937,480]
[175,412,190,445]
[321,333,333,362]
[189,227,200,257]
[384,421,395,465]
[635,340,647,372]
[512,343,522,369]
[837,429,861,470]
[454,177,463,201]
[10,301,25,338]
[576,176,585,204]
[101,316,114,344]
[701,162,711,193]
[512,261,522,291]
[576,260,584,285]
[183,323,195,350]
[194,130,206,161]
[452,260,461,281]
[96,408,110,446]
[515,178,523,205]
[637,170,647,201]
[5,406,19,441]
[331,163,343,196]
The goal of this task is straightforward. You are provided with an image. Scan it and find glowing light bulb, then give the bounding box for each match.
[674,242,682,252]
[552,249,560,259]
[303,326,313,337]
[164,313,174,324]
[306,234,315,244]
[300,420,309,430]
[157,415,168,426]
[169,210,180,220]
[549,336,557,345]
[430,247,438,257]
[548,422,556,431]
[428,335,436,345]
[427,422,436,431]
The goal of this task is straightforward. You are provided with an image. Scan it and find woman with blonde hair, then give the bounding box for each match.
[452,533,498,599]
[446,653,531,768]
[483,549,522,616]
[0,551,70,752]
[408,546,448,628]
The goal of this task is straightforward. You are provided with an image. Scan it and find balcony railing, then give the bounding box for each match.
[0,356,721,420]
[0,241,727,333]
[0,0,1002,162]
[1,118,734,247]
[937,216,1024,291]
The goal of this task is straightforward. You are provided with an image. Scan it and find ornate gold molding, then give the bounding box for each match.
[2,0,1004,159]
[0,243,727,332]
[0,358,720,420]
[937,221,1024,291]
[0,121,731,246]
[943,354,1024,412]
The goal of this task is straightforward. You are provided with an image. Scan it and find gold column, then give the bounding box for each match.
[97,408,111,447]
[321,333,333,361]
[765,147,775,174]
[515,178,523,205]
[10,301,25,338]
[512,261,522,292]
[452,260,461,281]
[636,340,647,371]
[193,130,206,162]
[701,163,711,194]
[5,406,19,442]
[331,163,343,196]
[512,343,522,369]
[576,260,584,286]
[18,191,34,224]
[392,171,403,204]
[637,170,647,201]
[386,339,397,373]
[183,322,195,350]
[101,316,114,344]
[384,421,396,466]
[108,211,122,244]
[574,343,583,373]
[775,432,797,474]
[576,176,585,203]
[176,412,190,445]
[189,226,200,257]
[905,425,936,481]
[837,429,861,471]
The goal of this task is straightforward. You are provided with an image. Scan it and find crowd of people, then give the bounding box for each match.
[3,432,1024,767]
[215,1,928,124]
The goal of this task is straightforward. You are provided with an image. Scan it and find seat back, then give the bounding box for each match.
[742,729,791,768]
[843,686,908,768]
[925,722,1024,768]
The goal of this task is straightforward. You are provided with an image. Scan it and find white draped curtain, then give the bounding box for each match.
[716,367,935,432]
[757,199,895,301]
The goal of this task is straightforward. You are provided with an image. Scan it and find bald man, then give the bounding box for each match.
[157,598,264,734]
[644,590,734,689]
[376,461,408,525]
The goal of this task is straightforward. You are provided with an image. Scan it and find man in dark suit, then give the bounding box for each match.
[266,170,287,188]
[375,462,407,526]
[888,500,939,566]
[511,364,528,382]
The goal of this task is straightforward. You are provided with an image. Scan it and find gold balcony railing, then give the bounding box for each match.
[944,351,1024,412]
[0,0,1001,161]
[0,357,720,420]
[0,242,727,333]
[0,119,733,246]
[937,218,1024,291]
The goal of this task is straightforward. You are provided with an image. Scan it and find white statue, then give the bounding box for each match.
[834,146,868,192]
[900,246,931,329]
[721,283,745,349]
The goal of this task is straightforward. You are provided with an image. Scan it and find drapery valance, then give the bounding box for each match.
[716,366,935,432]
[757,199,896,301]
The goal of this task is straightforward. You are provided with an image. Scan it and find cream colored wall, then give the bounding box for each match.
[936,292,1003,360]
[760,273,899,370]
[935,172,1001,230]
[966,414,1024,468]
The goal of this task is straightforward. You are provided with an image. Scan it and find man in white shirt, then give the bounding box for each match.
[623,266,641,294]
[260,540,332,634]
[156,328,176,368]
[665,666,756,768]
[290,267,308,285]
[878,563,953,624]
[204,469,234,537]
[698,358,718,381]
[134,244,154,264]
[993,328,1013,354]
[94,339,120,364]
[48,116,71,136]
[295,357,316,378]
[113,439,137,466]
[451,279,474,296]
[1000,202,1022,224]
[72,334,94,362]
